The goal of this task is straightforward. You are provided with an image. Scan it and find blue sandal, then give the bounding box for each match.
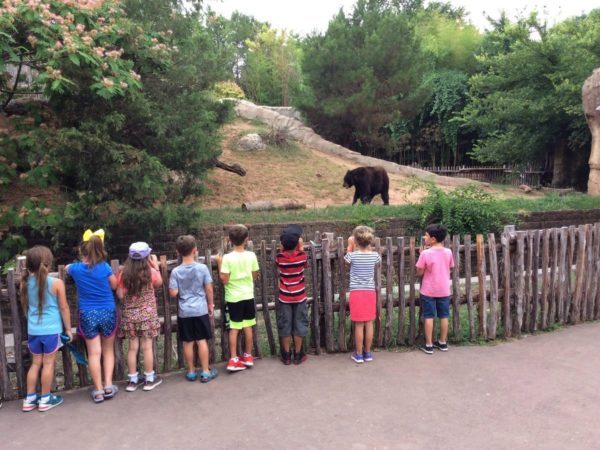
[91,390,105,403]
[200,368,218,383]
[185,371,198,382]
[103,385,119,399]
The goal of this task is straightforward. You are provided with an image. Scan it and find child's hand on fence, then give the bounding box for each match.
[64,330,73,343]
[347,236,355,253]
[149,254,159,270]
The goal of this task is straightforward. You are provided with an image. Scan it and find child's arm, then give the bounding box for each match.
[252,270,259,281]
[416,267,425,277]
[169,287,179,298]
[149,255,163,288]
[53,278,72,342]
[108,274,118,290]
[205,282,214,316]
[168,269,178,298]
[216,254,230,284]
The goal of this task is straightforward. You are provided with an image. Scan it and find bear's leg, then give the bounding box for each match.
[381,190,389,205]
[352,190,359,205]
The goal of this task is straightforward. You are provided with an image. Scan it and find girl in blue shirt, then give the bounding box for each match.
[21,246,72,412]
[67,230,118,403]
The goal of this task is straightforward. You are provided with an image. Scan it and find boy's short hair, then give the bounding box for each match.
[280,224,303,251]
[176,235,197,257]
[425,223,448,243]
[228,224,249,246]
[352,225,374,248]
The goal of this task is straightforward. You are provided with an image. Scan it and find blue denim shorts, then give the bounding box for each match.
[78,309,117,339]
[28,334,62,355]
[421,295,450,319]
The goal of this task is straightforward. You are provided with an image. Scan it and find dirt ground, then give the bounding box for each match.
[1,322,599,449]
[198,120,538,209]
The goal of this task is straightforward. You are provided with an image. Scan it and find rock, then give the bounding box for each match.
[519,184,533,193]
[237,133,266,151]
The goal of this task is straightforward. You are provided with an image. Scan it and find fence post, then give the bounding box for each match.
[337,237,348,352]
[475,235,487,339]
[464,235,474,340]
[584,225,594,320]
[548,229,559,326]
[451,235,461,341]
[159,255,173,371]
[514,232,526,336]
[572,226,586,323]
[501,231,512,338]
[7,268,25,397]
[259,241,276,356]
[540,230,550,329]
[0,274,10,400]
[384,237,394,347]
[396,237,406,345]
[374,237,383,348]
[408,237,416,346]
[487,234,498,339]
[58,265,74,390]
[321,237,334,352]
[557,228,568,325]
[309,238,321,355]
[110,260,125,380]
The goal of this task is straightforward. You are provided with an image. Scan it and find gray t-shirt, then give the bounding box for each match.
[169,262,213,318]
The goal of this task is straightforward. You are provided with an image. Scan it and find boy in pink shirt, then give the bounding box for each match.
[416,224,454,354]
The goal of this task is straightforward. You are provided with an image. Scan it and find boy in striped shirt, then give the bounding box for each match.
[275,224,309,365]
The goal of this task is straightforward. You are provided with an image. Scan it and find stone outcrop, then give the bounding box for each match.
[234,100,478,187]
[237,133,266,151]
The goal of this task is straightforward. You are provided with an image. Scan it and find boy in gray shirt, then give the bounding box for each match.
[169,235,218,383]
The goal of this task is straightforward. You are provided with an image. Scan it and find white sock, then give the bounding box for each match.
[128,372,138,383]
[144,371,155,383]
[243,352,252,357]
[438,341,446,345]
[39,393,50,403]
[26,393,37,402]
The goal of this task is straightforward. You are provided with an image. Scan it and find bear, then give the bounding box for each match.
[343,166,390,205]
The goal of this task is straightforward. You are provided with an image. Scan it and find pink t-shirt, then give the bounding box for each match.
[416,247,454,297]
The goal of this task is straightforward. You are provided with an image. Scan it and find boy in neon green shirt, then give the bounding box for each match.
[217,224,259,371]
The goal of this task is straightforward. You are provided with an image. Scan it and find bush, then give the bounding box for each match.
[212,81,246,99]
[417,183,516,235]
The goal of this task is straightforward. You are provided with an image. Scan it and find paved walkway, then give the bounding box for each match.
[1,322,600,449]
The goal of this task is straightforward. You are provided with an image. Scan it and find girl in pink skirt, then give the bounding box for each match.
[344,226,381,363]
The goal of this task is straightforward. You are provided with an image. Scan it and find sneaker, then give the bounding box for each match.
[240,354,254,367]
[363,351,373,362]
[227,358,247,372]
[22,396,39,412]
[281,351,292,366]
[351,352,364,363]
[293,351,307,365]
[38,394,63,412]
[200,368,219,383]
[126,377,145,392]
[143,376,163,391]
[433,341,448,352]
[419,344,434,355]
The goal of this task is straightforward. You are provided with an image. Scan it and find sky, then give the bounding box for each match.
[206,0,598,35]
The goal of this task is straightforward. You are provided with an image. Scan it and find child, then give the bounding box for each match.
[217,224,259,372]
[117,242,164,391]
[416,223,454,354]
[344,226,381,363]
[169,235,218,382]
[275,224,309,365]
[66,229,118,403]
[21,246,72,412]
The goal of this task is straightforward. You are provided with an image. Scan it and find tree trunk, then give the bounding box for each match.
[583,68,600,195]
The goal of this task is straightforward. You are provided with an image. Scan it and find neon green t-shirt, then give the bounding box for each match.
[221,250,259,302]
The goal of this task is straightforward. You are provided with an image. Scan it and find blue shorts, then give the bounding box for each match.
[78,309,118,340]
[28,334,62,355]
[421,295,450,319]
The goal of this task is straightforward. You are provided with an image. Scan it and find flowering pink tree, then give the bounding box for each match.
[0,0,171,110]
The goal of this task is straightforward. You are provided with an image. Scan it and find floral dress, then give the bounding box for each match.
[118,269,161,338]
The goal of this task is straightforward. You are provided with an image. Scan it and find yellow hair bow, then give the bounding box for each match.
[83,229,105,242]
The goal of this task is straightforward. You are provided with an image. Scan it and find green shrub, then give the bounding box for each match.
[417,182,516,235]
[212,81,246,99]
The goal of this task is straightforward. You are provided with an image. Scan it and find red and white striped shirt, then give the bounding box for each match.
[276,250,308,303]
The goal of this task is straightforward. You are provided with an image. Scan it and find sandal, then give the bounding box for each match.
[185,372,198,382]
[200,368,219,383]
[91,390,105,403]
[103,384,119,399]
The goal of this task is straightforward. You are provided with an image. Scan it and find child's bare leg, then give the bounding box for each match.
[424,318,434,346]
[183,341,195,373]
[26,354,43,394]
[354,321,364,354]
[141,337,154,374]
[293,335,303,354]
[243,326,253,355]
[229,329,239,358]
[40,352,58,394]
[101,334,115,387]
[439,318,449,343]
[281,336,291,353]
[364,321,374,353]
[197,339,209,373]
[127,336,139,375]
[85,336,103,391]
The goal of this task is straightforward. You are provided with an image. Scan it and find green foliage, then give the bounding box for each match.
[416,182,516,235]
[212,80,245,99]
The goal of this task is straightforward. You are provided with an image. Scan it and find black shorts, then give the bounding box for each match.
[178,315,212,342]
[227,299,256,330]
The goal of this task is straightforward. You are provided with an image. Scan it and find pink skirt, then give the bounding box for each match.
[349,290,376,322]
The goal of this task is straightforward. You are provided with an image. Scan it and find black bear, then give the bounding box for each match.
[343,166,390,205]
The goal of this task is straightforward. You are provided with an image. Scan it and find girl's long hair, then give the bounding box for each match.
[121,258,151,297]
[20,246,54,321]
[80,235,107,265]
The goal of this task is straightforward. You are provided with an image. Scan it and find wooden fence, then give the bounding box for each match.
[421,165,546,186]
[2,223,600,400]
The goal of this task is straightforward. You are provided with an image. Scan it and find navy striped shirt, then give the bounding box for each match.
[344,251,381,291]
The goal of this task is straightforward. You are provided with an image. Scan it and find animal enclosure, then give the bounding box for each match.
[1,223,600,400]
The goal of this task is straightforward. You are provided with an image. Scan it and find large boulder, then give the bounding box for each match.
[237,133,266,151]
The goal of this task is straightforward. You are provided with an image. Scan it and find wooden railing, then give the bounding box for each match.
[1,223,599,400]
[421,165,546,186]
